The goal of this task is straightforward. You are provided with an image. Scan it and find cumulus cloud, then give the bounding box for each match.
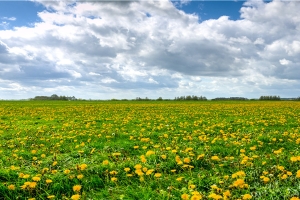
[0,0,299,99]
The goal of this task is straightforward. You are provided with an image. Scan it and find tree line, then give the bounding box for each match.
[30,94,77,101]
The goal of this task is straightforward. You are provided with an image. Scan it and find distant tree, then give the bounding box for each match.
[157,97,163,101]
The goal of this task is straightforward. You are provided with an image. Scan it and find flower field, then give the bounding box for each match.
[1,101,300,200]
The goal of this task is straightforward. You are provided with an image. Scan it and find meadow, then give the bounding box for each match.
[0,100,300,200]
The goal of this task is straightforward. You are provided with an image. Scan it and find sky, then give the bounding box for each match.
[0,0,300,100]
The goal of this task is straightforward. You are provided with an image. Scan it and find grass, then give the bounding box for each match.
[0,100,300,199]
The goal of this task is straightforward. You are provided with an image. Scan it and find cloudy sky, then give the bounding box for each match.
[0,0,300,100]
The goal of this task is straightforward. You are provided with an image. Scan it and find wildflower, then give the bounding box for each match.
[277,166,284,171]
[146,169,154,175]
[47,195,55,199]
[189,184,196,189]
[41,154,46,158]
[211,156,220,161]
[46,179,53,184]
[281,174,288,179]
[111,177,117,182]
[7,184,15,190]
[263,177,270,183]
[32,177,41,182]
[197,154,205,160]
[232,171,246,178]
[134,164,142,169]
[64,169,71,174]
[183,157,191,163]
[77,174,84,179]
[161,155,167,159]
[71,194,81,200]
[102,160,109,165]
[124,168,131,172]
[181,193,189,200]
[176,177,184,181]
[208,193,222,199]
[242,194,252,199]
[110,170,118,175]
[112,152,121,156]
[73,185,82,192]
[134,146,139,149]
[290,197,300,200]
[146,150,155,156]
[296,170,300,178]
[29,182,37,189]
[52,161,57,166]
[79,164,87,170]
[223,190,231,197]
[154,173,162,178]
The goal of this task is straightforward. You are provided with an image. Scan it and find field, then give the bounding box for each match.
[1,101,300,200]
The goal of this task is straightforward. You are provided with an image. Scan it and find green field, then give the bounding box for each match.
[1,101,300,200]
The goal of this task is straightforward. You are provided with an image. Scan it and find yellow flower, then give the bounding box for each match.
[296,170,300,178]
[281,174,288,179]
[154,173,162,178]
[208,193,222,200]
[197,154,205,160]
[223,190,231,197]
[146,150,155,156]
[73,185,82,192]
[124,167,131,172]
[211,156,220,161]
[240,149,246,153]
[79,164,87,170]
[22,174,30,179]
[277,166,284,171]
[32,176,41,182]
[176,177,184,181]
[71,194,81,200]
[77,174,84,179]
[134,164,142,169]
[28,198,36,200]
[102,160,109,165]
[64,169,71,174]
[290,197,300,200]
[183,157,191,163]
[263,177,270,183]
[242,194,252,199]
[146,169,154,175]
[52,161,58,166]
[7,184,15,190]
[112,152,121,156]
[181,193,189,200]
[47,195,55,199]
[134,146,139,149]
[29,182,37,189]
[189,184,196,189]
[161,155,167,159]
[46,179,53,184]
[110,170,118,175]
[111,177,117,182]
[41,154,46,158]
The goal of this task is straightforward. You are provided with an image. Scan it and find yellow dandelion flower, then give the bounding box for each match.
[32,177,41,182]
[134,164,142,169]
[111,177,117,182]
[79,164,87,170]
[47,195,55,199]
[7,184,15,190]
[189,184,196,189]
[77,174,84,179]
[211,156,220,161]
[46,179,53,184]
[64,169,71,174]
[102,160,109,165]
[52,161,57,166]
[242,194,252,199]
[176,177,184,181]
[197,154,205,160]
[71,194,81,200]
[29,182,37,189]
[181,193,189,200]
[290,197,300,200]
[161,155,167,159]
[73,185,82,192]
[183,158,191,163]
[146,150,155,156]
[124,167,131,172]
[154,173,162,178]
[112,152,121,156]
[208,193,222,200]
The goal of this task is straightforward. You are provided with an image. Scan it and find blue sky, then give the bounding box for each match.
[0,0,300,99]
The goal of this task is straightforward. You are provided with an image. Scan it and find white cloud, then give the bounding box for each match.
[0,0,300,99]
[279,59,290,65]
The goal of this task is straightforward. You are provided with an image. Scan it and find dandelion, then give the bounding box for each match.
[47,195,55,199]
[77,174,84,179]
[197,154,205,160]
[161,155,167,159]
[102,160,109,165]
[124,168,131,172]
[7,184,15,190]
[79,164,87,170]
[154,173,162,178]
[73,185,82,192]
[242,194,252,199]
[181,193,189,200]
[52,161,57,166]
[64,169,71,174]
[176,177,184,181]
[111,177,117,182]
[32,176,41,182]
[211,156,220,161]
[46,179,53,184]
[290,197,300,200]
[183,157,191,163]
[146,150,155,156]
[29,182,37,189]
[71,194,81,200]
[208,193,222,200]
[189,184,196,189]
[112,152,121,156]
